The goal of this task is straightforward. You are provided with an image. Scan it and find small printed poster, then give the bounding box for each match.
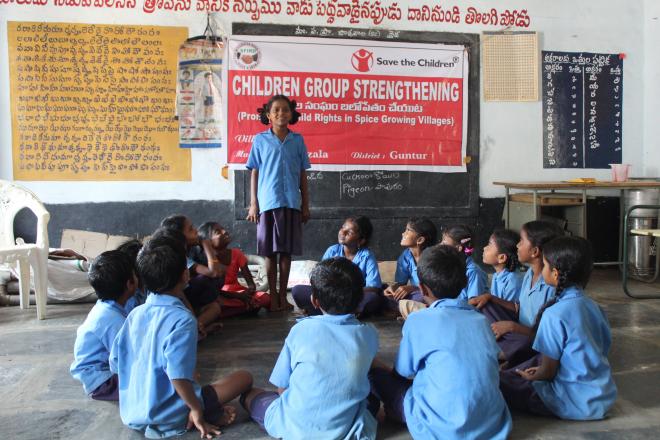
[177,39,224,148]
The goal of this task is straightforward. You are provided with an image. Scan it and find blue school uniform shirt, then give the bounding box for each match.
[323,244,382,288]
[70,299,128,395]
[532,285,617,420]
[124,289,148,314]
[396,298,512,439]
[394,249,419,287]
[518,267,556,328]
[246,129,311,213]
[265,314,379,440]
[457,256,488,300]
[110,294,201,439]
[490,269,524,302]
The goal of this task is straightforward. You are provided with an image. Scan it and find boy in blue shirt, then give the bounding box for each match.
[70,250,137,401]
[110,237,253,439]
[370,245,512,440]
[241,257,379,440]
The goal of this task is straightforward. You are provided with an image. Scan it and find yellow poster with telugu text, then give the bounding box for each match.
[8,22,191,181]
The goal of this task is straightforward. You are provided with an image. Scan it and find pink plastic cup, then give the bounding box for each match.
[610,164,631,182]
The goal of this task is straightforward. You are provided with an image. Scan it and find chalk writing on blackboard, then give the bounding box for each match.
[542,51,622,169]
[8,22,190,181]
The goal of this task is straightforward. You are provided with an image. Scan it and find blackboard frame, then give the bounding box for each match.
[233,23,480,220]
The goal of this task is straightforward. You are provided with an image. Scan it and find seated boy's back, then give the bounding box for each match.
[70,250,136,400]
[400,300,510,438]
[267,313,378,439]
[244,257,379,440]
[112,292,198,437]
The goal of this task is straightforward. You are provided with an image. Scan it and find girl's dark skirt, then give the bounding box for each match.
[257,207,303,257]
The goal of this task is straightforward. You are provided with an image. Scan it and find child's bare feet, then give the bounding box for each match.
[218,405,237,426]
[269,292,281,311]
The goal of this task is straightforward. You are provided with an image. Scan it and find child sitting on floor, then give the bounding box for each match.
[157,218,223,337]
[369,245,512,439]
[241,257,379,439]
[197,221,271,317]
[469,220,562,366]
[500,236,617,420]
[482,229,523,302]
[383,217,437,309]
[110,238,253,438]
[70,250,137,401]
[292,216,383,317]
[398,224,487,319]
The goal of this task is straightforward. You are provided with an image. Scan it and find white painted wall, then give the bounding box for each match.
[643,0,660,177]
[0,0,654,202]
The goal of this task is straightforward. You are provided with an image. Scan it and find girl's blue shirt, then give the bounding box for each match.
[518,267,555,327]
[532,285,617,420]
[323,244,382,289]
[457,256,489,300]
[490,269,524,302]
[394,248,420,287]
[246,129,311,213]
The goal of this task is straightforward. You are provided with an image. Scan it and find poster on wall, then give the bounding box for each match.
[8,22,191,181]
[542,51,623,169]
[227,35,468,172]
[177,39,224,148]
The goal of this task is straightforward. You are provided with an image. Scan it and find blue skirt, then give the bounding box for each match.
[257,207,303,256]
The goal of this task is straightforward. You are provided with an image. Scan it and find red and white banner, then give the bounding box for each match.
[227,36,468,172]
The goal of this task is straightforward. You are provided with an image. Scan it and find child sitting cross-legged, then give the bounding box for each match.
[241,257,380,440]
[110,236,253,439]
[70,250,138,401]
[369,245,512,439]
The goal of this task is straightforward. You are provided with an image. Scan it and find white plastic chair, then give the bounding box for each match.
[0,180,50,319]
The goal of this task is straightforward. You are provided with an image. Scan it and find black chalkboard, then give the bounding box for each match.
[542,51,623,169]
[233,23,480,220]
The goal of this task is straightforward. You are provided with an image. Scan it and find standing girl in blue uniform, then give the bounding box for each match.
[292,216,383,317]
[384,217,437,312]
[482,229,523,302]
[246,95,311,312]
[500,236,617,420]
[470,220,562,366]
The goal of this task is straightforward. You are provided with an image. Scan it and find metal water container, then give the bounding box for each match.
[625,188,660,277]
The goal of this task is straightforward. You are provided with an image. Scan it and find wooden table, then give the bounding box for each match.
[493,180,660,264]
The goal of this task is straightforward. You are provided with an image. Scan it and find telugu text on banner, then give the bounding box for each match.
[227,36,468,172]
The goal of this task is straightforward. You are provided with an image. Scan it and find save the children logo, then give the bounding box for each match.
[351,49,374,72]
[235,43,260,69]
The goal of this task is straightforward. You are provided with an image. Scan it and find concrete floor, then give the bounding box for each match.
[1,268,660,439]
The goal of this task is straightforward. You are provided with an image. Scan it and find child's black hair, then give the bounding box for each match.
[346,215,373,247]
[442,224,474,256]
[137,241,187,294]
[88,250,134,301]
[147,227,187,251]
[198,221,221,241]
[407,217,438,250]
[160,214,188,233]
[310,257,365,314]
[531,236,593,334]
[543,236,593,296]
[257,95,301,125]
[491,229,521,272]
[521,220,564,252]
[116,239,142,264]
[417,245,468,299]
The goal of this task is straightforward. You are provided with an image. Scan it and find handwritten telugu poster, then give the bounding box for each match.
[227,35,468,172]
[8,22,191,181]
[542,51,623,169]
